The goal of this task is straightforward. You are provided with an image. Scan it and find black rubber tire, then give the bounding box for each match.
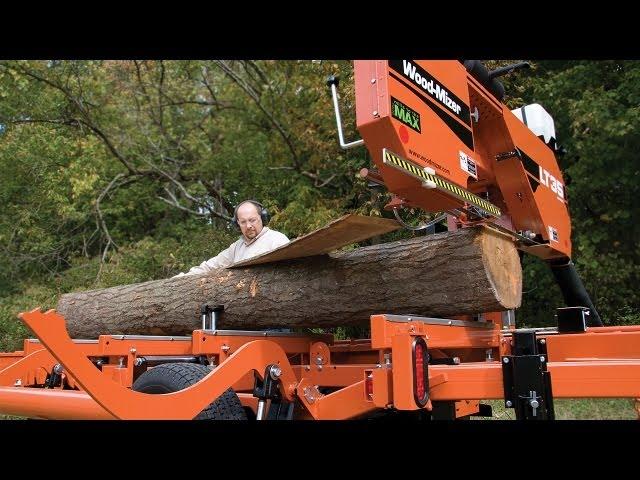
[132,363,247,420]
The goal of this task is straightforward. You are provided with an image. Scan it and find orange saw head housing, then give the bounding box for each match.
[354,60,572,259]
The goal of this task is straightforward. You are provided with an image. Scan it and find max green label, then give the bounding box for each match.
[391,96,421,133]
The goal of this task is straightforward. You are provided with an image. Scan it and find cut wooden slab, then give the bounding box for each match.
[231,214,400,267]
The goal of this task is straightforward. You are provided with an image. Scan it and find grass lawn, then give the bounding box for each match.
[483,398,638,420]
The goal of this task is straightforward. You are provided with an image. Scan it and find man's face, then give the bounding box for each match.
[237,202,264,240]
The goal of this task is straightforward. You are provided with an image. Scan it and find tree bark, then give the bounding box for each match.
[57,226,521,338]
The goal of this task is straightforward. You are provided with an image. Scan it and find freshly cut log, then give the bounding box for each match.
[57,226,521,338]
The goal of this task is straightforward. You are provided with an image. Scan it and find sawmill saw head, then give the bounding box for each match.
[352,60,573,260]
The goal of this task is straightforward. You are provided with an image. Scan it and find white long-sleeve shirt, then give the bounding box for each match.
[175,227,290,276]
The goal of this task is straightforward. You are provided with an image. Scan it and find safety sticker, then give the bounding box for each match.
[383,149,501,217]
[459,151,478,179]
[548,226,559,243]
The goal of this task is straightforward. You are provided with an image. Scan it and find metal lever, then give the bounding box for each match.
[529,392,539,417]
[326,75,364,150]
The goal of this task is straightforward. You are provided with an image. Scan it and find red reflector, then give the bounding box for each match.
[365,372,373,399]
[413,337,429,406]
[415,343,425,400]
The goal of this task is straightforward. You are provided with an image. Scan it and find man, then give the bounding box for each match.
[175,200,290,276]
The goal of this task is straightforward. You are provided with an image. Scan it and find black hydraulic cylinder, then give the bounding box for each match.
[548,258,603,327]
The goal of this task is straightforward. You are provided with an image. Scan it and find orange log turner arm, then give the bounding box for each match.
[19,309,298,419]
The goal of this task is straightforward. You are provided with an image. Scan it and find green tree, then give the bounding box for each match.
[507,61,640,325]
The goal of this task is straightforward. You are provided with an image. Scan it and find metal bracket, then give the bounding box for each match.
[556,306,589,333]
[45,364,63,389]
[252,364,291,420]
[502,330,555,420]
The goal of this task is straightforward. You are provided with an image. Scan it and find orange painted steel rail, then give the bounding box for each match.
[13,309,298,419]
[0,388,114,419]
[0,310,638,419]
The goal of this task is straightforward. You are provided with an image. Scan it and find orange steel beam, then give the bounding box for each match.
[425,323,499,349]
[22,338,98,355]
[544,329,640,361]
[547,361,640,397]
[425,364,503,401]
[329,339,374,352]
[4,311,638,419]
[585,325,640,333]
[454,400,481,418]
[0,352,25,370]
[97,336,192,356]
[192,330,333,358]
[17,309,299,419]
[428,361,640,400]
[1,340,101,380]
[391,333,420,410]
[4,330,332,363]
[292,364,378,386]
[297,378,378,420]
[237,393,260,414]
[0,348,55,387]
[372,368,393,408]
[263,357,640,418]
[371,314,499,350]
[0,387,114,419]
[0,342,122,388]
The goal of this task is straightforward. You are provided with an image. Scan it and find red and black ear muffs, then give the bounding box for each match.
[231,200,270,228]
